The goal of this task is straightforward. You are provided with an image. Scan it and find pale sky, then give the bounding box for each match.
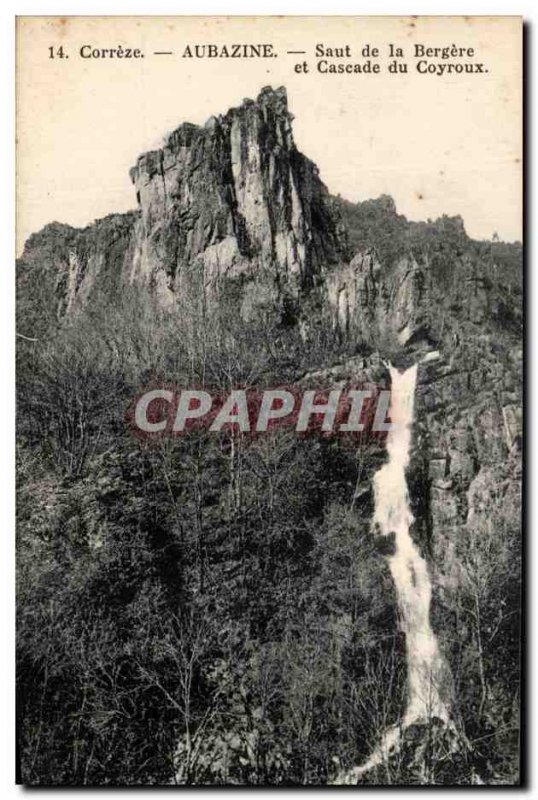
[16,16,522,254]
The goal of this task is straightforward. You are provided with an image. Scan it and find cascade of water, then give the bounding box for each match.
[375,363,450,725]
[335,357,452,784]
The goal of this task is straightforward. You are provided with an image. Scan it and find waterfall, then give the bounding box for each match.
[335,357,453,783]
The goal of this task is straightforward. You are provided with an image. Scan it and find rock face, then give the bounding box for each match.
[17,86,521,348]
[16,214,138,338]
[17,86,523,756]
[18,87,350,320]
[327,249,428,346]
[16,84,523,560]
[325,219,522,352]
[128,86,347,303]
[16,84,523,786]
[412,341,522,586]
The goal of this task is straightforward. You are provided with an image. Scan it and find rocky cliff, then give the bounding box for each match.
[17,83,523,554]
[17,87,521,347]
[17,85,523,784]
[18,87,348,323]
[129,86,347,301]
[16,80,523,619]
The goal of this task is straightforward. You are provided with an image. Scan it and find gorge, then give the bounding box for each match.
[16,86,522,786]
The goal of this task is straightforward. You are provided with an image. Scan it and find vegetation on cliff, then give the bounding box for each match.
[16,88,522,786]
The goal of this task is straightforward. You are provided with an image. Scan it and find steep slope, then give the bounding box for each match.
[16,85,523,785]
[129,86,347,301]
[17,86,348,323]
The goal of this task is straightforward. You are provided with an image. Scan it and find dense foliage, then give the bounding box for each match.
[16,202,522,785]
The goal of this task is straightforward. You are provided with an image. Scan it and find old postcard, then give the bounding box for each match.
[16,15,523,786]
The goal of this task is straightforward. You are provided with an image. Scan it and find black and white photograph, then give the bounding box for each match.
[14,13,523,788]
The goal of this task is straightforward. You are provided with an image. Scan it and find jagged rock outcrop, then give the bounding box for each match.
[16,214,139,339]
[326,249,428,346]
[17,85,523,598]
[411,341,522,588]
[17,87,348,322]
[129,86,347,304]
[17,86,521,353]
[17,87,523,562]
[16,83,523,786]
